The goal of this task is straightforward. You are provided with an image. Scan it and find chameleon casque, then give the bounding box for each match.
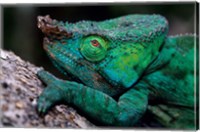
[37,14,198,129]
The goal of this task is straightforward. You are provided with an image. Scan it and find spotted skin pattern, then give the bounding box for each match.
[37,15,197,129]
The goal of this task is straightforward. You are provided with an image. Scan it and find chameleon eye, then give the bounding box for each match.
[91,40,100,47]
[80,36,108,62]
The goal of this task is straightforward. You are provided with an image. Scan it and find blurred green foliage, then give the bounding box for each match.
[3,3,197,77]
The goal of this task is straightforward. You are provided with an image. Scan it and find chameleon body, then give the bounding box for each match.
[37,15,197,128]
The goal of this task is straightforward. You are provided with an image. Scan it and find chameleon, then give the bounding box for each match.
[36,14,198,129]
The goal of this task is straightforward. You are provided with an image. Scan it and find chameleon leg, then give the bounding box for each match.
[37,70,149,126]
[37,70,66,113]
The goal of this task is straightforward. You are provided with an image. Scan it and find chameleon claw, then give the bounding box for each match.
[42,105,48,114]
[37,91,51,115]
[37,99,45,114]
[40,105,46,114]
[37,105,44,116]
[37,83,64,116]
[37,98,50,115]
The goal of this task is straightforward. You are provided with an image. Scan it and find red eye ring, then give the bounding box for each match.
[91,40,100,47]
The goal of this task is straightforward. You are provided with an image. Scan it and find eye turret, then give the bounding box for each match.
[80,36,108,62]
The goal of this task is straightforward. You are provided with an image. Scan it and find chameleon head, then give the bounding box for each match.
[38,15,168,94]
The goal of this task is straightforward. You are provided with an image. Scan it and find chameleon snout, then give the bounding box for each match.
[37,15,72,40]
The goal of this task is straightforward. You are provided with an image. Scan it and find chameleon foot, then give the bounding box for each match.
[37,70,64,114]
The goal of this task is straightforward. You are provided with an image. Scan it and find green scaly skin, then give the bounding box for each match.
[36,15,197,128]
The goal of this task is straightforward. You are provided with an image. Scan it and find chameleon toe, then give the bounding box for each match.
[37,96,52,115]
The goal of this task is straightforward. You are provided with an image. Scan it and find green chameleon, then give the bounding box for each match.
[36,14,198,129]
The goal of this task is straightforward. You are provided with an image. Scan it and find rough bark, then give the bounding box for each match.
[0,49,95,128]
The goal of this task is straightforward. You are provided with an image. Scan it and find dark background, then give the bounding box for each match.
[2,3,197,77]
